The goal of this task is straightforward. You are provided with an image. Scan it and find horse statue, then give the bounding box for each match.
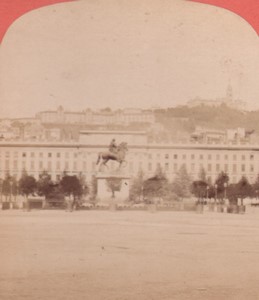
[96,142,128,171]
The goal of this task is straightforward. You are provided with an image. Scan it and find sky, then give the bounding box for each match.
[0,0,259,118]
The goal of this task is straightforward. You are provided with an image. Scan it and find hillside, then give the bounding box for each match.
[155,104,259,132]
[153,104,259,143]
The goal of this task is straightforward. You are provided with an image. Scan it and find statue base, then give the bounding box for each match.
[96,172,131,204]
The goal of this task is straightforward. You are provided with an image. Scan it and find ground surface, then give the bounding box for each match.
[1,207,259,300]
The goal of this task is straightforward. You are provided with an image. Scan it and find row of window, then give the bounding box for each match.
[0,151,256,161]
[1,160,92,172]
[148,153,255,161]
[147,163,254,173]
[0,159,256,175]
[0,151,90,159]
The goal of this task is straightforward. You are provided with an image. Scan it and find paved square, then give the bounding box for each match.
[1,208,259,300]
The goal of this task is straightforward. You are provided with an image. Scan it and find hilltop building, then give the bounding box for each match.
[187,84,246,110]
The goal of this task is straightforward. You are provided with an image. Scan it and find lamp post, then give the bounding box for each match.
[9,180,13,203]
[224,182,228,203]
[215,184,218,204]
[206,185,209,201]
[0,179,3,203]
[10,180,13,209]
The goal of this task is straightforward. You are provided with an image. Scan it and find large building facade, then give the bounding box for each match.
[36,106,155,125]
[0,131,258,185]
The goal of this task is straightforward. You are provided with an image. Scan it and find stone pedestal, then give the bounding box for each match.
[96,172,130,204]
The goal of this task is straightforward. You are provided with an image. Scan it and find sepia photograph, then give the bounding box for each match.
[0,0,259,299]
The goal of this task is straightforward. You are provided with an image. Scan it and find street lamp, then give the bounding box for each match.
[215,184,218,203]
[0,179,3,202]
[206,185,209,200]
[141,185,144,202]
[224,182,228,202]
[9,180,13,203]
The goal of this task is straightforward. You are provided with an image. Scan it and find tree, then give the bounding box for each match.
[1,173,18,202]
[215,171,229,201]
[191,180,207,202]
[2,173,11,201]
[227,177,253,206]
[0,179,3,200]
[235,176,253,205]
[129,169,145,203]
[252,175,259,199]
[10,177,18,201]
[89,175,98,205]
[143,167,169,203]
[2,180,10,200]
[172,164,192,200]
[226,184,239,205]
[78,172,89,199]
[45,183,65,207]
[19,174,37,198]
[37,171,53,199]
[60,175,82,200]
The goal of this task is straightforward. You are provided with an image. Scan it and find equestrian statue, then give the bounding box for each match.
[96,139,128,170]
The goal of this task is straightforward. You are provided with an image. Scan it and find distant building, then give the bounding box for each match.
[191,126,254,144]
[0,107,155,142]
[36,106,155,125]
[187,84,246,111]
[79,130,147,145]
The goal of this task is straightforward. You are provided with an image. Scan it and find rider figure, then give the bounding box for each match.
[109,138,118,154]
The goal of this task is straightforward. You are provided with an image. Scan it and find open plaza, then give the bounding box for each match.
[1,208,259,300]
